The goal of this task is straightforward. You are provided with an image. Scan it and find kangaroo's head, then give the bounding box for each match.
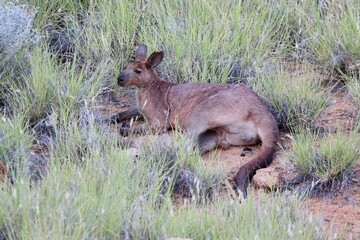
[117,45,164,88]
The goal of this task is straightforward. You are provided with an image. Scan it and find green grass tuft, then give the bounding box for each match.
[290,129,359,195]
[250,64,329,131]
[0,112,32,181]
[9,45,109,124]
[346,75,360,108]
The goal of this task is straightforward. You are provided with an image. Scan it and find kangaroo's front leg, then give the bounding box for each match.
[120,118,169,136]
[109,108,142,124]
[120,123,148,136]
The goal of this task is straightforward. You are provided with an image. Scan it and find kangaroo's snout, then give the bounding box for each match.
[117,74,127,86]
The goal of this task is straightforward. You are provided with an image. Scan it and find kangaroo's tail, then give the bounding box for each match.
[235,122,279,198]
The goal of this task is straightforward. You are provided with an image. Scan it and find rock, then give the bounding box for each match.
[252,167,283,190]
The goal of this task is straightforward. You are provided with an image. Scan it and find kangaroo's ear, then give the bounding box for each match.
[136,45,147,61]
[146,51,164,69]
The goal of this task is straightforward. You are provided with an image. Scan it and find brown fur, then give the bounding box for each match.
[117,45,279,197]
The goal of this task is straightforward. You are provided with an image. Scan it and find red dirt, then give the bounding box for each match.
[304,165,360,239]
[315,87,358,132]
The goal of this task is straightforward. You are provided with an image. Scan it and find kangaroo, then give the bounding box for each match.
[117,45,279,198]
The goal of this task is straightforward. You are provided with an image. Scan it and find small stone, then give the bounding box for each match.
[240,153,246,157]
[252,167,282,190]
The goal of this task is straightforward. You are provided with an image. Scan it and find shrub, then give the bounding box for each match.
[0,1,40,104]
[0,0,40,55]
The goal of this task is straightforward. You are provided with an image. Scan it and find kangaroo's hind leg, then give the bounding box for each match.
[197,129,230,155]
[198,130,218,155]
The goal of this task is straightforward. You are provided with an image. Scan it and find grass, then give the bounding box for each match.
[347,75,360,108]
[0,0,39,103]
[10,45,109,124]
[163,193,324,239]
[249,63,329,131]
[0,0,359,238]
[138,133,226,202]
[290,128,360,195]
[294,0,360,76]
[0,124,326,239]
[0,112,32,182]
[140,0,292,83]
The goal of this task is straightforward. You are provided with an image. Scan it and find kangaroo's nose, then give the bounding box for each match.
[117,74,126,86]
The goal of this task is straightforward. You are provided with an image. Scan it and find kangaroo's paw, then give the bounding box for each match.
[236,188,246,202]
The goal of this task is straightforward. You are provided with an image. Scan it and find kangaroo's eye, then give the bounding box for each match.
[135,69,141,74]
